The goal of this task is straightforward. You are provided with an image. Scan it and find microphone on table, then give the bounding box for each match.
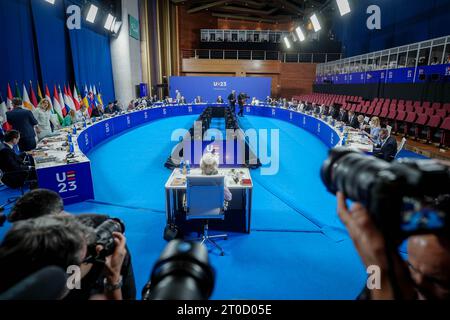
[0,266,68,300]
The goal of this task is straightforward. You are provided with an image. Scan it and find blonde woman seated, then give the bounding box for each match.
[200,153,232,202]
[35,99,60,140]
[366,116,382,144]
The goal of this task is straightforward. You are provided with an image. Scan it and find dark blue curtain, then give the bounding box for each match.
[0,0,39,96]
[332,0,450,57]
[66,0,115,103]
[31,0,72,90]
[0,0,115,103]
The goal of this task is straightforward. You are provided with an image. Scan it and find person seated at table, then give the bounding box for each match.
[194,96,202,104]
[347,111,359,129]
[62,109,82,127]
[365,116,382,144]
[298,101,305,112]
[337,108,348,123]
[320,104,329,116]
[104,102,115,114]
[329,106,339,119]
[430,57,439,65]
[266,96,273,104]
[179,96,187,104]
[357,115,366,130]
[374,128,398,162]
[91,104,104,118]
[217,96,224,104]
[251,97,258,106]
[175,90,182,102]
[200,153,232,202]
[0,130,38,189]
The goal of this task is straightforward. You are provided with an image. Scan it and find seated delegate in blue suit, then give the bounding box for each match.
[374,128,398,162]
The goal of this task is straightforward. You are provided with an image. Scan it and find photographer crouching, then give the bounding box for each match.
[1,189,136,300]
[322,148,450,300]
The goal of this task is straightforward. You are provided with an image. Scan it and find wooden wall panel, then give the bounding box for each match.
[279,63,317,98]
[178,5,218,51]
[181,59,315,98]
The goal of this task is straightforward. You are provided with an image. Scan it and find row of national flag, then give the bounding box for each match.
[0,82,105,129]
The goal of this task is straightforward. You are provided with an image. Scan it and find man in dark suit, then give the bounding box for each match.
[338,109,349,123]
[330,106,339,119]
[216,96,224,104]
[228,90,237,114]
[0,130,37,189]
[6,98,40,152]
[374,128,398,162]
[238,92,248,117]
[347,111,359,129]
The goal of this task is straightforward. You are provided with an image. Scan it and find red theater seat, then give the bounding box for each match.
[394,111,407,134]
[425,115,443,143]
[379,108,389,119]
[367,106,375,115]
[373,106,382,116]
[413,101,421,109]
[361,105,368,114]
[414,113,429,140]
[398,105,406,112]
[403,112,417,137]
[440,117,450,147]
[422,101,431,109]
[415,107,424,114]
[425,108,435,117]
[405,105,414,113]
[432,102,441,110]
[436,109,447,119]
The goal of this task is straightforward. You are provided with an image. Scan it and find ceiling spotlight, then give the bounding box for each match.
[336,0,351,16]
[310,14,321,32]
[104,14,115,30]
[112,20,123,34]
[283,36,291,49]
[295,26,305,42]
[86,4,98,23]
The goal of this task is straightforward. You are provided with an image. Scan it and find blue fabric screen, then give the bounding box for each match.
[332,0,450,57]
[0,0,39,96]
[0,0,115,103]
[67,25,115,103]
[66,0,115,103]
[31,0,72,90]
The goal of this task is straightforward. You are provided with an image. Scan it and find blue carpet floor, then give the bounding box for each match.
[0,115,427,299]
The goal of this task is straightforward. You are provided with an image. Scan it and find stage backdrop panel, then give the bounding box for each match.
[169,76,272,103]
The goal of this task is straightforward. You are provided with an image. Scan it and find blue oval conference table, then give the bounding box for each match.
[33,103,373,233]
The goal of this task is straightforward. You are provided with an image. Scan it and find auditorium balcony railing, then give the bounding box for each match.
[182,49,342,63]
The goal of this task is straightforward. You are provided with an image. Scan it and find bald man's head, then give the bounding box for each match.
[407,235,450,300]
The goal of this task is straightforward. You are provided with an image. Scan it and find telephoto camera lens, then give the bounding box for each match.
[95,218,125,258]
[142,240,215,300]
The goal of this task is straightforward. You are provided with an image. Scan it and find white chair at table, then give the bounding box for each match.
[184,175,228,256]
[395,137,407,159]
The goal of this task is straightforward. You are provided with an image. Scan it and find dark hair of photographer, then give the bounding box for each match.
[8,189,64,222]
[0,215,93,296]
[338,193,450,300]
[6,189,137,300]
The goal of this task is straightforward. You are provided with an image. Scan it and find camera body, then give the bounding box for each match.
[85,218,125,263]
[321,148,450,240]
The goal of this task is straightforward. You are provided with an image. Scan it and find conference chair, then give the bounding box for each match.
[403,112,418,137]
[440,117,450,148]
[396,137,407,159]
[414,113,429,141]
[184,175,228,256]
